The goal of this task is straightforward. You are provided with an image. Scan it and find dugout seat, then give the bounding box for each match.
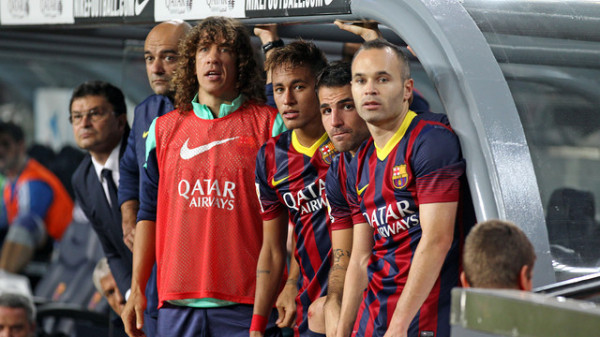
[546,188,600,266]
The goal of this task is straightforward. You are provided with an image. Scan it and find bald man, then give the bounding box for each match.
[117,20,191,337]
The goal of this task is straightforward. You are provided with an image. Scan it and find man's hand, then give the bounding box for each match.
[254,24,279,45]
[275,280,297,328]
[383,328,407,337]
[121,200,139,251]
[324,296,341,337]
[121,290,147,337]
[334,20,382,41]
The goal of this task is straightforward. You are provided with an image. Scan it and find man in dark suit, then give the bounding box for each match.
[69,80,132,296]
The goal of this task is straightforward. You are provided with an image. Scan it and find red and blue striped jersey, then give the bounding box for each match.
[255,130,337,335]
[347,111,472,337]
[326,151,354,231]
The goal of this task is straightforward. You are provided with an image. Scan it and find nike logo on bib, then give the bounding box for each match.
[180,137,239,160]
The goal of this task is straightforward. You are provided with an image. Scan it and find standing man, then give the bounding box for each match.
[122,17,285,337]
[253,41,332,337]
[70,81,132,299]
[118,20,190,337]
[0,292,36,337]
[0,121,73,273]
[336,40,473,337]
[118,19,191,251]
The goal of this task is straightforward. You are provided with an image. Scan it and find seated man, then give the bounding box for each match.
[0,292,36,337]
[93,257,126,316]
[0,121,73,273]
[461,219,536,290]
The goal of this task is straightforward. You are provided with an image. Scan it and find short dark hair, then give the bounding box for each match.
[354,39,411,80]
[265,40,327,79]
[316,61,352,92]
[463,219,536,289]
[69,81,127,116]
[0,292,36,323]
[0,121,25,143]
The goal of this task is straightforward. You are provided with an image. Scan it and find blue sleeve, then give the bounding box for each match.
[17,180,53,220]
[0,197,8,230]
[255,143,285,220]
[326,156,353,231]
[411,124,462,178]
[138,118,159,222]
[118,114,139,206]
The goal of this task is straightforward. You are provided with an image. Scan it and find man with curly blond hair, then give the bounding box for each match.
[122,17,285,337]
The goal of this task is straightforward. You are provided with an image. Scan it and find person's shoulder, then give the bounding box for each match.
[242,100,278,114]
[414,111,450,127]
[136,94,173,108]
[72,154,93,181]
[135,95,176,115]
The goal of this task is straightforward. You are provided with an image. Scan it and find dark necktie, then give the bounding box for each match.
[101,169,118,211]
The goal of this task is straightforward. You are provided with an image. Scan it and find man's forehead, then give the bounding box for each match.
[198,33,232,46]
[318,85,352,103]
[144,39,179,52]
[71,95,110,110]
[272,64,313,81]
[352,48,398,71]
[145,23,185,48]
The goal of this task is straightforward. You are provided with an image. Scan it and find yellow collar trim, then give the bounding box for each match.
[292,131,329,157]
[375,110,417,161]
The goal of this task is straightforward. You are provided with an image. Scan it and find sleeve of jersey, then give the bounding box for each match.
[17,180,53,219]
[138,118,159,222]
[117,107,140,206]
[412,124,465,204]
[326,159,353,231]
[255,144,285,221]
[346,158,367,225]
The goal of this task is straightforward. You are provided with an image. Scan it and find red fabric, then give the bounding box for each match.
[153,102,279,307]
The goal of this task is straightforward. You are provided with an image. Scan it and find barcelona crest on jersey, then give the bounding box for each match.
[319,141,337,165]
[392,164,409,189]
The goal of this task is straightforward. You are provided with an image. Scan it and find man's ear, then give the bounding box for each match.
[519,265,533,291]
[460,271,470,288]
[117,113,127,130]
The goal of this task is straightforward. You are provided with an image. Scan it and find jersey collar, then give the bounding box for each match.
[375,110,417,161]
[291,131,329,158]
[191,94,244,120]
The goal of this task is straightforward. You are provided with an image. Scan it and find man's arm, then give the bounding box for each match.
[335,222,372,337]
[275,234,299,328]
[121,219,156,337]
[254,24,280,85]
[324,227,352,337]
[383,202,457,337]
[120,200,138,251]
[118,114,140,251]
[251,212,289,337]
[122,119,160,337]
